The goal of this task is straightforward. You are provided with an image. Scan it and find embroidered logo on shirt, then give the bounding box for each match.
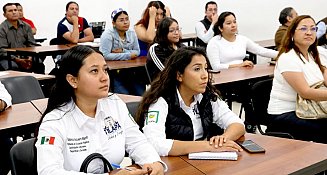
[103,116,123,139]
[146,111,159,124]
[40,136,55,145]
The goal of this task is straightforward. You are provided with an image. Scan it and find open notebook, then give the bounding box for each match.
[188,152,238,160]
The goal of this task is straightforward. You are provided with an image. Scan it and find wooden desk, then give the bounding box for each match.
[255,39,275,49]
[106,56,147,70]
[161,156,204,175]
[0,102,41,137]
[0,70,54,80]
[31,94,142,114]
[5,44,75,56]
[181,33,197,46]
[212,64,274,85]
[181,133,327,175]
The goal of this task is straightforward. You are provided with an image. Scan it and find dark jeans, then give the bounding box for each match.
[268,111,327,144]
[0,137,14,175]
[109,67,146,96]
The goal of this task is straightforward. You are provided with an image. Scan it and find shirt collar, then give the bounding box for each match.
[6,19,24,29]
[176,88,203,108]
[68,99,106,128]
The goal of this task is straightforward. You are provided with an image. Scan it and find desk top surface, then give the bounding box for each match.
[212,64,274,85]
[0,70,55,80]
[182,133,327,175]
[106,56,147,70]
[0,102,41,130]
[4,44,76,53]
[255,39,275,48]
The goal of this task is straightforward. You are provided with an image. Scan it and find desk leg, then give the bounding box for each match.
[7,55,12,69]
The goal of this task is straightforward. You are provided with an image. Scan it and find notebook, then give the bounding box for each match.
[188,152,238,160]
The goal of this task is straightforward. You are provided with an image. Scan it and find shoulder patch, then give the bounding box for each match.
[146,111,159,124]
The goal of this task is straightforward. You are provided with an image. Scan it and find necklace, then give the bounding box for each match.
[120,37,126,43]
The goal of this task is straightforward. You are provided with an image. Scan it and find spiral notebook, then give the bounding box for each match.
[188,152,238,160]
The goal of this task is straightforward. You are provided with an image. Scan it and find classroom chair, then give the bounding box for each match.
[10,138,37,175]
[249,78,293,139]
[1,76,45,104]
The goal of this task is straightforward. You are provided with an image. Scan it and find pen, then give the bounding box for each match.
[111,163,133,171]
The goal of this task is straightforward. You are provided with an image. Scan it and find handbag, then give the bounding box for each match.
[296,81,327,119]
[80,153,113,173]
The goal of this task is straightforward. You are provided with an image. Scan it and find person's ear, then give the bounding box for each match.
[112,21,115,28]
[66,74,78,88]
[176,72,183,82]
[286,16,292,22]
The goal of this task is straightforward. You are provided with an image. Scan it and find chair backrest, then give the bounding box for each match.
[126,101,140,119]
[10,138,37,175]
[90,21,106,38]
[250,78,293,139]
[250,78,273,129]
[1,76,44,104]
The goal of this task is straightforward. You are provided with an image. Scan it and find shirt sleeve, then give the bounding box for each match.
[195,22,214,44]
[206,37,229,70]
[142,97,174,156]
[317,21,326,39]
[277,51,302,73]
[82,18,90,29]
[99,31,130,60]
[244,36,278,59]
[0,81,12,108]
[211,99,244,129]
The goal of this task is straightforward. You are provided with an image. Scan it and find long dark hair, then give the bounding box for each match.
[277,15,324,72]
[136,47,219,128]
[154,17,181,47]
[135,1,166,28]
[213,11,236,36]
[36,45,96,136]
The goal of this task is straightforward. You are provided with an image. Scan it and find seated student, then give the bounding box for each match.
[15,3,37,35]
[0,3,44,73]
[36,45,165,175]
[207,11,278,71]
[316,17,327,47]
[57,1,94,44]
[135,1,170,56]
[268,15,327,143]
[100,8,144,96]
[195,1,218,48]
[274,7,298,50]
[0,81,14,175]
[136,47,245,156]
[147,17,184,81]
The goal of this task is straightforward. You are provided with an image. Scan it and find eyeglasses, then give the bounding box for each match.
[296,26,318,33]
[169,28,182,33]
[116,17,129,23]
[207,8,217,12]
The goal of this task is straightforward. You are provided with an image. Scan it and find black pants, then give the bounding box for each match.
[268,111,327,144]
[0,137,14,175]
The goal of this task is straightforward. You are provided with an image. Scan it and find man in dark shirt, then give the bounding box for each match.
[0,3,44,73]
[57,1,94,44]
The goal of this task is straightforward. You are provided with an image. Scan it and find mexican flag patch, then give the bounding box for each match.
[146,111,159,124]
[41,136,55,145]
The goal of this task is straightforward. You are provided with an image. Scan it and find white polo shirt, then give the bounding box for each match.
[36,94,165,175]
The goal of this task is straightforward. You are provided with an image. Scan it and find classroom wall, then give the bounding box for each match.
[1,0,326,43]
